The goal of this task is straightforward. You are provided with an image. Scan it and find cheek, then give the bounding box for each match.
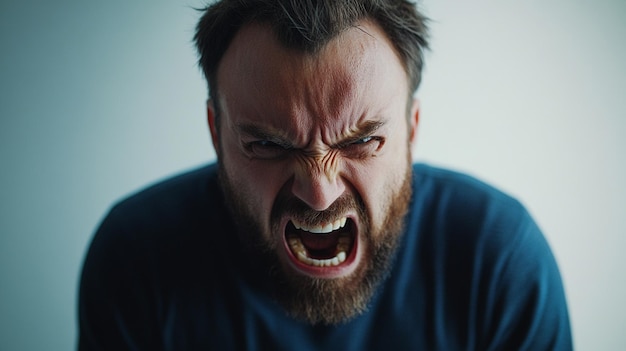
[345,138,411,229]
[221,137,291,227]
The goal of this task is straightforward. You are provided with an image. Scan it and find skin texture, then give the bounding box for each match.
[207,19,420,323]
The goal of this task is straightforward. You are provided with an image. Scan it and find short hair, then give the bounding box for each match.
[194,0,429,101]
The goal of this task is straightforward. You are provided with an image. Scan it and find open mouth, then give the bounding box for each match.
[285,217,356,268]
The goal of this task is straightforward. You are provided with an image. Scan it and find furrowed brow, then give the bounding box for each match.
[339,120,387,144]
[355,120,386,136]
[236,123,293,147]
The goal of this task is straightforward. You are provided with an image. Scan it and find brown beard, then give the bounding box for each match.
[217,161,413,325]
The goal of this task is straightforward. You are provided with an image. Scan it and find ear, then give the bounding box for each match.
[408,98,420,147]
[207,99,220,157]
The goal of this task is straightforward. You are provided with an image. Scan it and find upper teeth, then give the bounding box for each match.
[292,217,347,234]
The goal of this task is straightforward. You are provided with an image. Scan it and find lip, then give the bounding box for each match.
[279,215,362,279]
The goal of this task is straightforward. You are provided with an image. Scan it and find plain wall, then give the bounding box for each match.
[1,0,624,349]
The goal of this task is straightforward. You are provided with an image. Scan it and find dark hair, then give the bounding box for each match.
[194,0,429,100]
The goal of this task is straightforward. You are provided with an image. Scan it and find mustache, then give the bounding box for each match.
[271,192,368,227]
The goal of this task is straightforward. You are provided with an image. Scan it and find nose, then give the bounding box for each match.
[291,166,346,211]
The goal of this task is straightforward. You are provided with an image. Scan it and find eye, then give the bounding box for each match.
[340,136,384,159]
[246,140,292,159]
[352,136,374,144]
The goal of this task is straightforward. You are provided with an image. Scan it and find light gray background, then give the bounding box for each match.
[1,0,624,349]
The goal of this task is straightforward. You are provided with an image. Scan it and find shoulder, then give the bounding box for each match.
[407,164,571,348]
[410,163,530,235]
[406,164,553,300]
[402,164,571,348]
[412,163,522,205]
[108,163,219,227]
[79,164,224,348]
[85,163,225,273]
[81,162,227,294]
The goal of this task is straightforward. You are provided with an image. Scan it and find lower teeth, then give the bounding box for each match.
[288,236,351,267]
[297,251,347,267]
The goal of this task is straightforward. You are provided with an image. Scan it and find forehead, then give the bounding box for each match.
[216,20,409,133]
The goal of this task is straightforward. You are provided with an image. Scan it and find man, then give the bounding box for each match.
[79,0,572,349]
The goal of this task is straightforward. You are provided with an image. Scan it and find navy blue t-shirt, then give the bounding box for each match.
[78,163,572,350]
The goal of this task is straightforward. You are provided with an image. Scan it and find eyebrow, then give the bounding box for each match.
[235,119,387,148]
[236,123,294,148]
[348,120,386,139]
[334,119,387,146]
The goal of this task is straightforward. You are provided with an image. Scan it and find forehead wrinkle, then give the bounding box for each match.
[301,34,379,145]
[218,20,409,151]
[218,23,313,128]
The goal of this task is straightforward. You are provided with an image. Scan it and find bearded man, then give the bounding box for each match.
[78,0,572,349]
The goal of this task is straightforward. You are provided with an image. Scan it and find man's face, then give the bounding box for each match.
[209,20,419,324]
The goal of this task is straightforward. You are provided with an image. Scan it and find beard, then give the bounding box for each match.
[217,160,413,325]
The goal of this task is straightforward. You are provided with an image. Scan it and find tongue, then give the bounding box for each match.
[299,231,338,257]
